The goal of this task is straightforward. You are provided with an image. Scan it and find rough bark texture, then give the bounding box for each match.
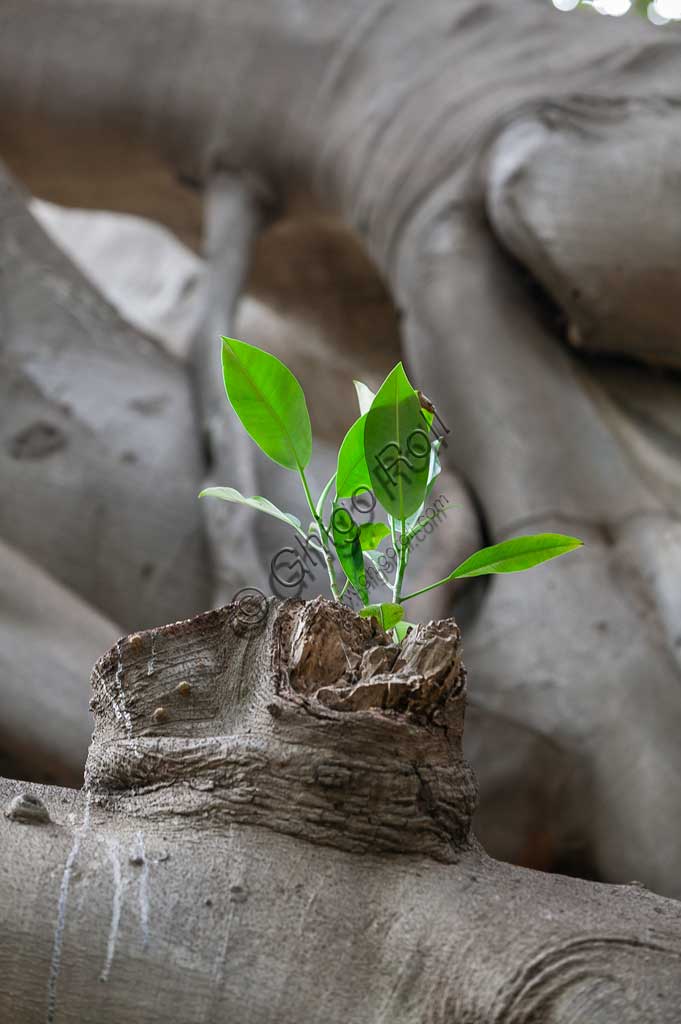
[1,0,681,900]
[2,599,681,1024]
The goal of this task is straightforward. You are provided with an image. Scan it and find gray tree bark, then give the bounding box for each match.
[0,168,210,632]
[1,0,681,904]
[0,165,213,781]
[2,598,681,1024]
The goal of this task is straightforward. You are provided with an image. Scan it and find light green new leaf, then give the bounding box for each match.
[419,407,434,432]
[199,486,306,537]
[364,363,430,521]
[448,534,583,580]
[393,619,417,642]
[336,414,372,498]
[359,603,405,630]
[221,336,312,471]
[353,380,376,416]
[358,522,391,551]
[332,505,368,603]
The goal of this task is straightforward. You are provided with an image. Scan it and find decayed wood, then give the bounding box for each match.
[1,599,680,1024]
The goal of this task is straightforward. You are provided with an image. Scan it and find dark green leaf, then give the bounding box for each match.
[221,336,312,471]
[359,603,405,630]
[404,440,443,534]
[331,504,368,603]
[199,486,306,536]
[448,533,583,580]
[364,363,430,521]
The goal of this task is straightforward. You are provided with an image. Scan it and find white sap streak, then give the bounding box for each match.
[100,838,122,982]
[114,639,134,740]
[46,791,92,1024]
[112,639,143,761]
[147,635,156,676]
[135,831,150,949]
[101,660,124,725]
[215,905,235,984]
[213,827,245,990]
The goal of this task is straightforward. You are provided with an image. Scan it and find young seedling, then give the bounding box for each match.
[200,337,583,637]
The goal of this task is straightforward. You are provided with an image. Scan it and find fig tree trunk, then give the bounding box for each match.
[2,599,681,1023]
[2,0,681,948]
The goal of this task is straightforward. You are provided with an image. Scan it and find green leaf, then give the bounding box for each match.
[336,414,371,498]
[315,472,337,519]
[448,534,583,580]
[353,380,376,416]
[199,486,306,537]
[331,504,368,603]
[419,406,434,432]
[404,441,443,534]
[358,522,391,551]
[221,336,312,471]
[359,603,405,630]
[394,620,416,642]
[364,363,430,522]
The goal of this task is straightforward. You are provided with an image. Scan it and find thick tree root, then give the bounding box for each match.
[2,0,681,892]
[0,164,210,634]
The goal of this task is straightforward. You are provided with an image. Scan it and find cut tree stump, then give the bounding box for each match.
[1,598,680,1023]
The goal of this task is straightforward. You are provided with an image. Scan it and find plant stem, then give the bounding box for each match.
[364,552,391,589]
[400,574,450,603]
[299,469,341,601]
[403,502,452,546]
[315,471,337,520]
[392,517,408,603]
